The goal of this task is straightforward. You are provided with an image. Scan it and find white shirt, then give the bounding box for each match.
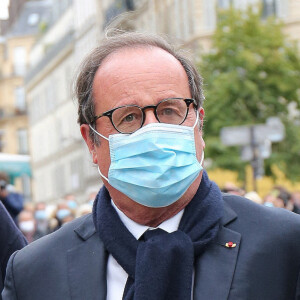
[106,200,184,300]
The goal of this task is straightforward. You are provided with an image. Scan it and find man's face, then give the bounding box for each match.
[81,47,205,224]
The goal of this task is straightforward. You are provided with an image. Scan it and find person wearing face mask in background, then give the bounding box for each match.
[3,32,300,300]
[34,202,50,238]
[63,194,78,211]
[0,202,26,298]
[52,201,75,231]
[17,210,37,244]
[56,208,74,226]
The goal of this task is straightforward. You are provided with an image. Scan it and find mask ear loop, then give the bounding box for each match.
[88,125,110,182]
[89,124,109,141]
[199,150,205,166]
[97,166,109,183]
[192,110,205,166]
[192,110,199,129]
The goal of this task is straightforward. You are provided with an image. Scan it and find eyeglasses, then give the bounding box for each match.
[92,98,197,134]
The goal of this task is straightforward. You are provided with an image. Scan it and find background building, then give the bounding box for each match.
[103,0,299,55]
[0,0,27,35]
[0,0,50,200]
[26,0,104,203]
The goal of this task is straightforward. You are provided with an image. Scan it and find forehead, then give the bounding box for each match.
[99,45,182,69]
[92,46,190,110]
[20,211,34,220]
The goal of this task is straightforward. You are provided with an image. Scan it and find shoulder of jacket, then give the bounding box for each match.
[222,193,300,233]
[13,214,94,262]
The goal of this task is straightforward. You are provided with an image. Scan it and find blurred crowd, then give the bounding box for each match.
[14,183,300,244]
[2,169,300,245]
[222,182,300,214]
[5,192,96,244]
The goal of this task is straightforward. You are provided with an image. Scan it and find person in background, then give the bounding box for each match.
[0,202,27,297]
[290,191,300,214]
[60,211,75,225]
[265,186,290,209]
[244,191,263,205]
[23,202,35,214]
[17,210,37,243]
[221,182,245,196]
[53,201,74,231]
[263,193,278,207]
[34,202,50,238]
[63,194,78,211]
[3,31,300,300]
[0,173,24,225]
[76,203,93,218]
[87,190,98,206]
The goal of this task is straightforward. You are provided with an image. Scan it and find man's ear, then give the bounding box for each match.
[198,107,205,131]
[80,124,98,164]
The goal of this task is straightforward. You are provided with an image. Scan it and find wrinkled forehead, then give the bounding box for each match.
[93,46,188,84]
[92,46,190,102]
[102,44,180,67]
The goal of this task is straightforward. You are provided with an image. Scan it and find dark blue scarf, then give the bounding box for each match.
[93,171,223,300]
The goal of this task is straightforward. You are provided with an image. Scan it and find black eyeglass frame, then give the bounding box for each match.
[92,97,198,134]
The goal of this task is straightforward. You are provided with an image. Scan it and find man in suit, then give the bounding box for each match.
[0,202,27,298]
[3,32,300,300]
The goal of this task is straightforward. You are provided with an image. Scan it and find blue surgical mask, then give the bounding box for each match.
[67,200,77,210]
[35,210,47,220]
[90,112,203,208]
[56,209,71,220]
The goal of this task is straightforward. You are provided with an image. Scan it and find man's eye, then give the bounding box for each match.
[161,108,175,116]
[125,114,134,122]
[122,113,137,123]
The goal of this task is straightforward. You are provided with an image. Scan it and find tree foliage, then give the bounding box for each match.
[199,6,300,181]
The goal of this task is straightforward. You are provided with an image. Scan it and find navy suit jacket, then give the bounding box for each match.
[2,194,300,299]
[0,203,27,298]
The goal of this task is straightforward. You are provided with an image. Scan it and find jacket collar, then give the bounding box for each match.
[221,194,238,226]
[68,214,106,300]
[193,196,241,299]
[70,196,240,300]
[74,214,96,240]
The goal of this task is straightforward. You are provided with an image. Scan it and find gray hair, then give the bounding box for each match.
[75,31,204,144]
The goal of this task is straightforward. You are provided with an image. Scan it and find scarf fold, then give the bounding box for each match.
[93,170,223,300]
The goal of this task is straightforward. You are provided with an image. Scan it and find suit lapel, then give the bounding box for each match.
[67,215,107,300]
[193,200,241,300]
[66,196,241,300]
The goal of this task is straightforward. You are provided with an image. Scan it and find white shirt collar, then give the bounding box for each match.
[111,200,184,240]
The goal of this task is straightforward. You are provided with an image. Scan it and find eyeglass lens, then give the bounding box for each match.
[112,98,189,133]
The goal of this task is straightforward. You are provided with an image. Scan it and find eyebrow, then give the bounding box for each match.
[112,98,140,108]
[114,95,184,108]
